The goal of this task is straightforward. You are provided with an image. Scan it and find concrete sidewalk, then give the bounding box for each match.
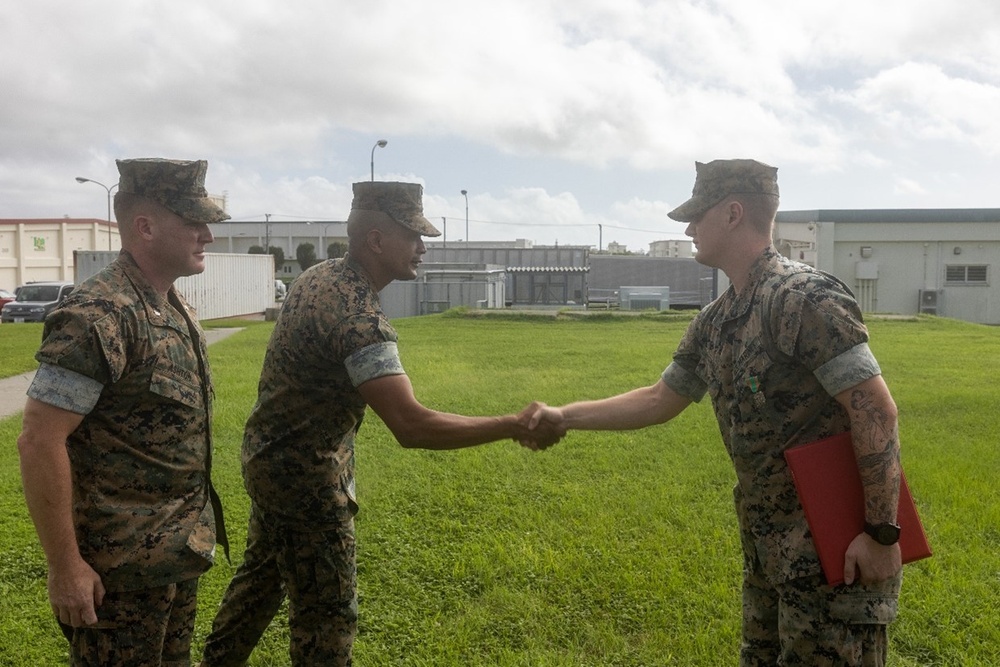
[0,327,245,421]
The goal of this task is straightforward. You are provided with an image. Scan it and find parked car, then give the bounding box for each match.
[1,281,75,323]
[0,288,15,308]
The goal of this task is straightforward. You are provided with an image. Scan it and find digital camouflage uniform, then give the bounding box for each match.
[29,250,225,666]
[202,254,405,667]
[661,247,901,666]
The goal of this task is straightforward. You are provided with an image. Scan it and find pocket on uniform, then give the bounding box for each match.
[286,526,357,607]
[828,588,899,625]
[149,363,204,409]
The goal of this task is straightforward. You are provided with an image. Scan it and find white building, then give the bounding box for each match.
[209,220,348,280]
[774,209,1000,325]
[648,239,694,258]
[0,216,348,290]
[0,218,120,290]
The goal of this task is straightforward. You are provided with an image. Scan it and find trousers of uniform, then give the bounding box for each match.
[740,556,901,666]
[58,577,199,667]
[200,506,357,667]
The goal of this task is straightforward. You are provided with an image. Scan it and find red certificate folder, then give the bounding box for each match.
[784,431,932,586]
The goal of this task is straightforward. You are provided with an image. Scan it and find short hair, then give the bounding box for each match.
[112,192,175,241]
[733,193,779,235]
[347,212,393,252]
[112,191,174,223]
[113,191,142,224]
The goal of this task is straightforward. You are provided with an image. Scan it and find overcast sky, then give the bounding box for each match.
[3,0,999,251]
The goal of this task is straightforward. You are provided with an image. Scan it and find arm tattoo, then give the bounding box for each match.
[849,387,901,521]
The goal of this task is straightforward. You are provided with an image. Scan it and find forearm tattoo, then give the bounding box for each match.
[849,387,901,521]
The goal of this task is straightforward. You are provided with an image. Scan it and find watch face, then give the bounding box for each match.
[868,522,901,545]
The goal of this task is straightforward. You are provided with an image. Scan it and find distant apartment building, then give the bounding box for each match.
[605,241,629,255]
[648,239,693,258]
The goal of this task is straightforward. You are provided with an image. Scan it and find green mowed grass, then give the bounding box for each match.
[0,322,45,378]
[0,314,997,665]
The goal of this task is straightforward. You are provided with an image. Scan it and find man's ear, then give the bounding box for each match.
[133,213,155,241]
[365,228,384,254]
[726,200,745,228]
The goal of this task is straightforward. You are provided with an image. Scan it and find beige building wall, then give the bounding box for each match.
[648,239,694,258]
[0,219,119,290]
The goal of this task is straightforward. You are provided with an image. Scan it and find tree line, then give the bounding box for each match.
[248,241,347,273]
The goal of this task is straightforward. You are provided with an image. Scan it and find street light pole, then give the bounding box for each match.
[460,189,469,245]
[370,139,387,181]
[75,177,119,250]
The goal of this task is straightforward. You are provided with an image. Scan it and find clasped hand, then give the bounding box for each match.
[514,401,567,451]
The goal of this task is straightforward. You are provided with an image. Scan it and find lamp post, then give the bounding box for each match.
[75,177,118,250]
[370,139,387,181]
[598,223,603,253]
[460,189,469,245]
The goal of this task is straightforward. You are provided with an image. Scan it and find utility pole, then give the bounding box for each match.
[460,190,469,245]
[264,213,272,254]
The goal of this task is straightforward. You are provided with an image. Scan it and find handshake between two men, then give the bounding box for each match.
[515,401,566,451]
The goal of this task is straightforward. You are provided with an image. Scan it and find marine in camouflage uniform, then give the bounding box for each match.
[663,245,901,664]
[17,158,229,667]
[201,181,563,667]
[527,160,903,666]
[201,255,386,666]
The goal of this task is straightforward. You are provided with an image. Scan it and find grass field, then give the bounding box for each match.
[0,313,998,666]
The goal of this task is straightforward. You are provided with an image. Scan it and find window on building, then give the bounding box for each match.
[945,265,988,284]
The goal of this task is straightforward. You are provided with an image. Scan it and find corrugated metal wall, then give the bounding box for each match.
[74,251,274,320]
[426,245,589,267]
[175,253,274,320]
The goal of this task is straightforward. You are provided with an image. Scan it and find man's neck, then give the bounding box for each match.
[125,248,175,298]
[723,242,773,294]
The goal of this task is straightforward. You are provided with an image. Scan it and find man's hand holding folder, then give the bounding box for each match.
[784,431,932,587]
[844,532,902,586]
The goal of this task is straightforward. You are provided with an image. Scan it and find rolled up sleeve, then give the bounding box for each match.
[27,363,104,414]
[814,342,882,396]
[345,341,405,387]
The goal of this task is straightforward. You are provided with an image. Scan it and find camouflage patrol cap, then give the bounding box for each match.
[668,159,779,222]
[116,158,230,224]
[347,181,441,237]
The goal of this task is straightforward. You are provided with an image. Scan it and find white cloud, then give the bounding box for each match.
[3,0,1000,249]
[846,63,1000,154]
[893,176,927,196]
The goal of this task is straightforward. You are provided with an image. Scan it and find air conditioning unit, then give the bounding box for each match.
[918,289,941,315]
[619,286,670,311]
[627,297,665,310]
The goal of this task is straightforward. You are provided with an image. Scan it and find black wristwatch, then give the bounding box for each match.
[864,521,901,546]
